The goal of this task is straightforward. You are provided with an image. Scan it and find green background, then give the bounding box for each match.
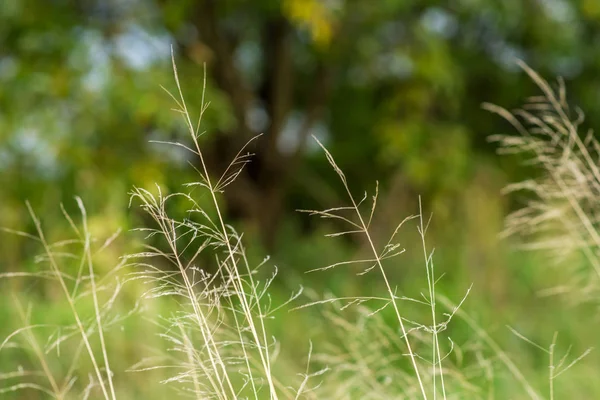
[2,0,600,398]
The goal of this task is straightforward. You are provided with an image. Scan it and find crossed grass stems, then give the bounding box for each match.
[127,52,467,399]
[0,56,594,399]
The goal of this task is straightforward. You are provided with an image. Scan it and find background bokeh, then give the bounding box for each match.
[3,0,600,398]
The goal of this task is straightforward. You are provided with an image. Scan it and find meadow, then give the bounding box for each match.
[2,58,600,399]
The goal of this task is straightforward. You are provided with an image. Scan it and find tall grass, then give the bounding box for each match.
[297,145,474,399]
[2,58,597,399]
[485,61,596,398]
[485,61,600,301]
[0,199,125,399]
[125,52,474,398]
[125,53,306,399]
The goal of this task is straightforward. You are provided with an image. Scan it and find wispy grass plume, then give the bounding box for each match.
[126,50,309,399]
[486,61,600,300]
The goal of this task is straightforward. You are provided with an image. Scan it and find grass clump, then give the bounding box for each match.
[0,199,125,399]
[486,61,600,301]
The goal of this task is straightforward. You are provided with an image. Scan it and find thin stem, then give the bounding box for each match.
[418,198,446,400]
[169,51,279,399]
[549,332,558,400]
[78,199,117,400]
[13,297,63,399]
[26,203,111,400]
[313,139,428,399]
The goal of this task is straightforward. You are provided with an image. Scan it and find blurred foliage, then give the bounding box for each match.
[4,0,600,397]
[4,0,600,254]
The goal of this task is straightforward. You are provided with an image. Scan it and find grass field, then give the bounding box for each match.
[2,62,599,399]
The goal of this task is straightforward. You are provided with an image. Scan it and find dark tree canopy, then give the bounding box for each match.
[2,0,600,251]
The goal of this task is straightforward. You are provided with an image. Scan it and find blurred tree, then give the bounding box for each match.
[2,0,600,253]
